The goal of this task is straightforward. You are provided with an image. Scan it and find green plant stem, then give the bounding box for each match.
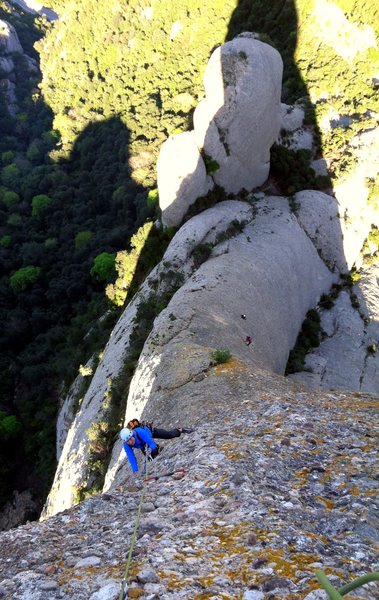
[315,570,343,599]
[315,570,379,599]
[338,572,379,595]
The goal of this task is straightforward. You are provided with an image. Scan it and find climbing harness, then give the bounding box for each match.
[144,467,186,483]
[315,569,379,599]
[118,453,150,600]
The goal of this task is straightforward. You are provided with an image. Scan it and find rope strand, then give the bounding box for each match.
[119,454,150,600]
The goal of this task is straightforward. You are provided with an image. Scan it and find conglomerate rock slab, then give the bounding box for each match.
[0,361,377,599]
[118,196,334,426]
[47,196,335,518]
[43,201,256,519]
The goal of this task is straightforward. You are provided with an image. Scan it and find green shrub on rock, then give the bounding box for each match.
[212,349,232,364]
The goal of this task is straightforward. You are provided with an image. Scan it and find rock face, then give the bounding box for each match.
[0,363,377,599]
[193,34,283,193]
[158,35,283,227]
[105,196,336,487]
[156,131,213,228]
[9,1,58,21]
[333,128,379,270]
[43,181,379,519]
[0,20,23,54]
[289,264,379,393]
[295,190,348,272]
[43,196,336,518]
[0,18,39,116]
[313,0,377,61]
[0,490,39,531]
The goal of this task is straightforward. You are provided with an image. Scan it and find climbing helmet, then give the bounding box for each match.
[120,428,133,442]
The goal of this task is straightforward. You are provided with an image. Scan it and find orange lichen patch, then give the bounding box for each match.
[319,397,379,413]
[347,484,365,497]
[339,556,360,566]
[57,564,123,585]
[219,441,248,461]
[316,496,334,509]
[212,357,248,376]
[208,523,326,589]
[195,575,216,587]
[292,467,310,488]
[156,570,190,591]
[172,522,335,593]
[225,451,247,461]
[242,547,332,589]
[127,588,144,598]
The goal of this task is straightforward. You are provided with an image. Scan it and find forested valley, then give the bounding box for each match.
[0,0,377,520]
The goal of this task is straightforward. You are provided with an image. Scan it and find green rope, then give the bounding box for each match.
[119,456,150,600]
[315,570,379,599]
[338,571,379,595]
[315,571,343,600]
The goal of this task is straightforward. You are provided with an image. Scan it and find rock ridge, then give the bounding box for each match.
[0,360,377,599]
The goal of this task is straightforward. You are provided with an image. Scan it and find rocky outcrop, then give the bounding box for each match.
[9,1,58,21]
[56,371,87,460]
[0,490,39,531]
[0,20,23,54]
[43,196,336,518]
[289,263,379,393]
[0,18,39,115]
[158,35,283,227]
[193,34,282,193]
[313,0,377,61]
[278,102,314,151]
[0,363,377,599]
[156,131,213,229]
[295,190,347,272]
[332,128,379,270]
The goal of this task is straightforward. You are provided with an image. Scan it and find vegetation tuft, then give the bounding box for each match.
[212,349,232,364]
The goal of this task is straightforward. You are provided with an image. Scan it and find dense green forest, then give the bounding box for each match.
[0,0,378,517]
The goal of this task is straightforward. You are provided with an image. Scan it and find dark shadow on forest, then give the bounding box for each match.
[226,0,330,194]
[0,9,163,522]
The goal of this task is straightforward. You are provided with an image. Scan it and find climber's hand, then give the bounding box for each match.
[150,445,160,459]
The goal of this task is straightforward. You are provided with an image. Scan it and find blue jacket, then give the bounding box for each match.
[122,426,157,473]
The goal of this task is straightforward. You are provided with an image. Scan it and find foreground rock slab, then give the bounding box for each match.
[0,360,378,599]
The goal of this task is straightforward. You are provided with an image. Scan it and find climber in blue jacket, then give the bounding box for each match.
[120,426,159,473]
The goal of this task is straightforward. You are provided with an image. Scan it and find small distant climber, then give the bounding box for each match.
[241,314,246,320]
[245,335,253,346]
